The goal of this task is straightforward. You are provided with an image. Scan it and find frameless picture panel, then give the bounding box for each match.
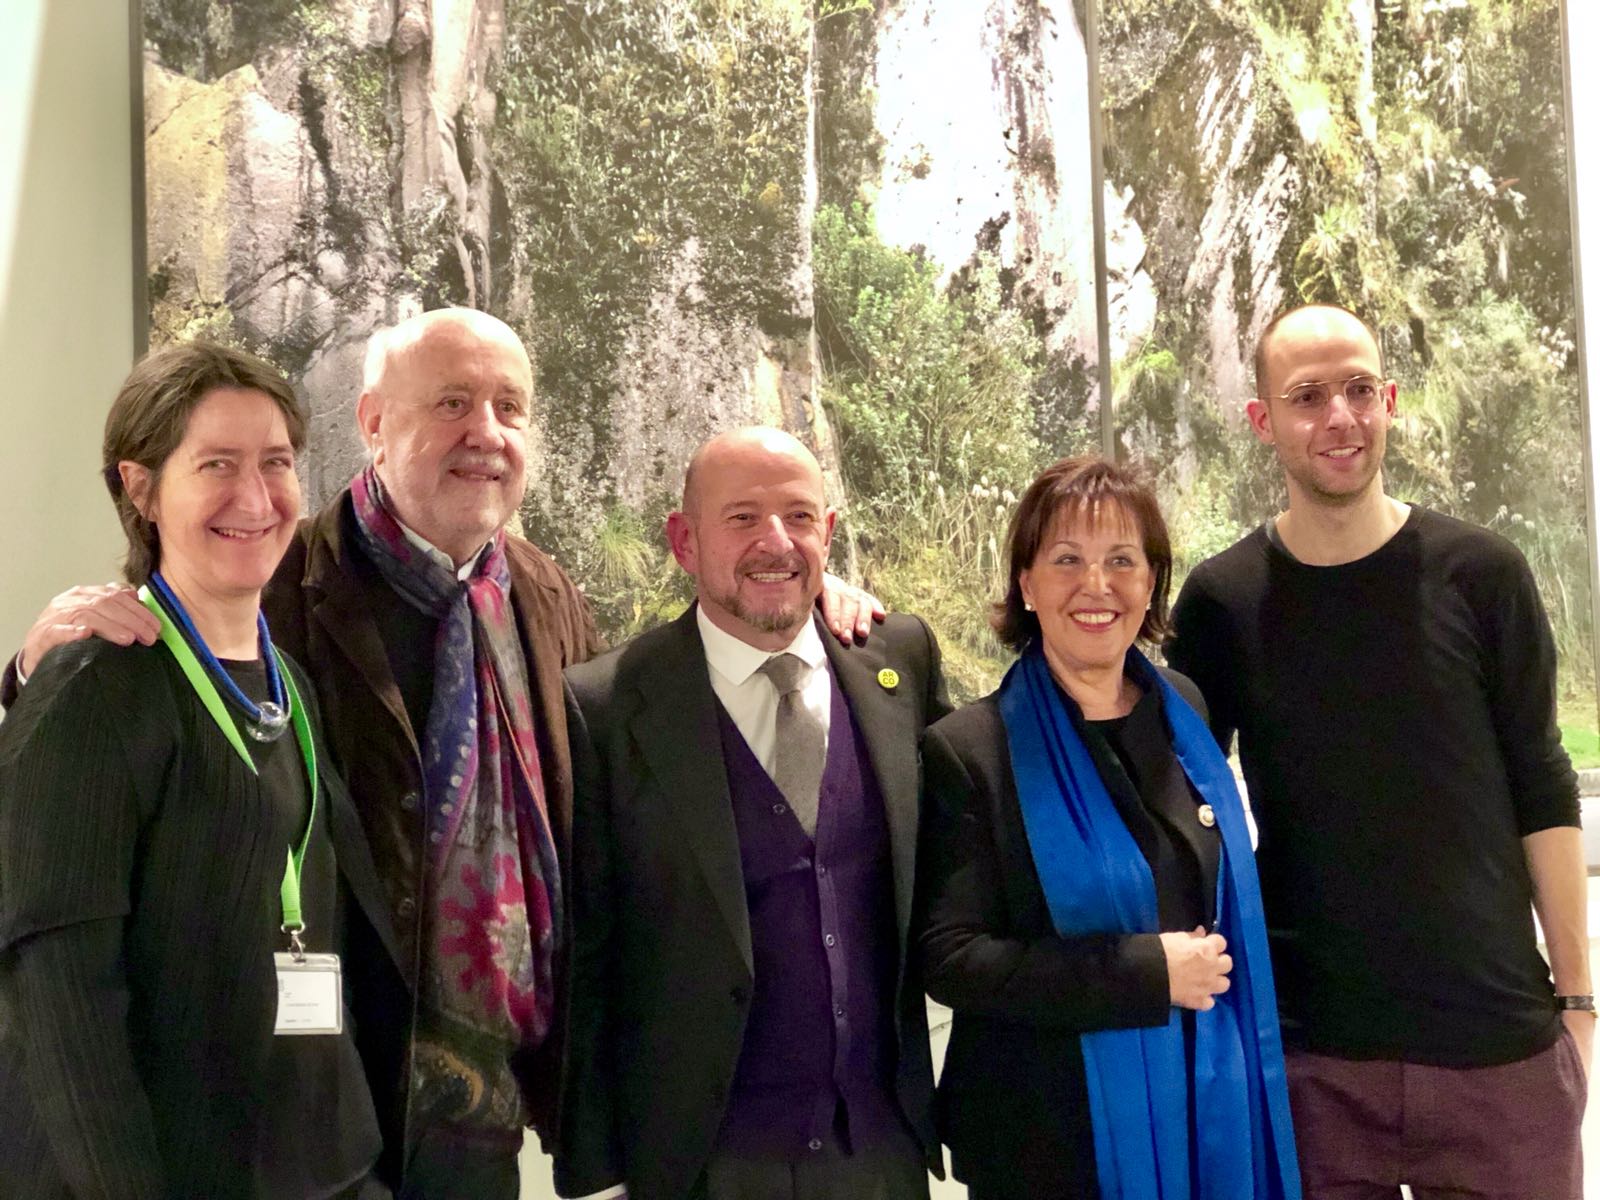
[1099,0,1598,751]
[138,0,1103,702]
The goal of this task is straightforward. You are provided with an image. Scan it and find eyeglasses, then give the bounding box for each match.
[1262,374,1389,413]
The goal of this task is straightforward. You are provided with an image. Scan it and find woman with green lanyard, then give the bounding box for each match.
[0,342,394,1198]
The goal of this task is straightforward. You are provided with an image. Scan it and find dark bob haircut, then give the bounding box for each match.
[991,455,1173,653]
[102,340,306,585]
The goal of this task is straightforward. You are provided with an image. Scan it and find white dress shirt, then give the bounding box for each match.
[395,518,490,580]
[696,606,833,769]
[569,615,830,1200]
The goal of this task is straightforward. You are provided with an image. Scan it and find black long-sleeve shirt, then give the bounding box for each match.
[1167,507,1578,1066]
[0,638,381,1198]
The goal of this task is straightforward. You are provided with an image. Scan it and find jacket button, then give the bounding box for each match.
[1197,803,1216,828]
[401,791,420,811]
[396,896,417,921]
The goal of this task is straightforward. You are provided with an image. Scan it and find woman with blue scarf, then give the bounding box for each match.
[918,456,1299,1199]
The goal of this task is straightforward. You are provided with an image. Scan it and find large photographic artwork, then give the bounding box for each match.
[138,0,1595,748]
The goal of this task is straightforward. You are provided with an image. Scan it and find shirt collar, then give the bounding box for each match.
[395,518,490,582]
[696,605,828,687]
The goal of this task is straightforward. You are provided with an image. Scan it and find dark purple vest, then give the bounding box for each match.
[711,669,903,1159]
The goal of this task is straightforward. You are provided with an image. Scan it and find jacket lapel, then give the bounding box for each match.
[628,609,753,974]
[326,771,406,971]
[509,558,576,846]
[300,503,419,756]
[822,624,921,950]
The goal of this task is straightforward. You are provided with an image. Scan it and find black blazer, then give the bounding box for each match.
[0,638,401,1199]
[556,607,951,1200]
[916,667,1213,1199]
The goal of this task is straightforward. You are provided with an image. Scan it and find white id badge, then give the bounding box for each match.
[273,952,343,1035]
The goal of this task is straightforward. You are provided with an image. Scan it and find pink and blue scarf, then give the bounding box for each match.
[350,466,559,1136]
[999,643,1300,1199]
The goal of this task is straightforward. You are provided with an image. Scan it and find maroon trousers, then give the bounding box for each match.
[1285,1031,1587,1199]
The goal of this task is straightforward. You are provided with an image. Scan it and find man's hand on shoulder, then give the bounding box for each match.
[818,572,886,645]
[18,583,160,680]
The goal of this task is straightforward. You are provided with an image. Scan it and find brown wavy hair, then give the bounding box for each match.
[102,341,305,584]
[991,455,1173,652]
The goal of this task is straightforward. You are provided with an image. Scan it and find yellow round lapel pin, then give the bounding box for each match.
[877,668,900,691]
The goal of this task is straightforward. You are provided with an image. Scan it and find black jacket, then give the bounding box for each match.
[916,667,1213,1198]
[557,608,951,1200]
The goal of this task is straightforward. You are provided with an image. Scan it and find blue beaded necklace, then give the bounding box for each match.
[147,571,291,741]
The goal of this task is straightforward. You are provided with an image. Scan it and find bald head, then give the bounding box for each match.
[1254,303,1381,397]
[681,426,824,518]
[668,426,836,650]
[363,307,532,397]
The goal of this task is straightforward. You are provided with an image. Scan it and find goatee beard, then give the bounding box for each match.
[730,599,809,635]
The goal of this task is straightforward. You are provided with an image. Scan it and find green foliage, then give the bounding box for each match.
[1558,719,1600,771]
[498,0,812,491]
[556,498,696,642]
[143,0,303,80]
[815,202,1051,700]
[1387,293,1589,666]
[1109,0,1591,711]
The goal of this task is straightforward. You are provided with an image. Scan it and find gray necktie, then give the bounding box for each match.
[757,653,825,837]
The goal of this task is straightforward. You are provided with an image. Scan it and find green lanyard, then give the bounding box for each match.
[137,587,319,953]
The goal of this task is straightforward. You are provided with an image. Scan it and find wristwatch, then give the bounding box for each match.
[1555,994,1596,1013]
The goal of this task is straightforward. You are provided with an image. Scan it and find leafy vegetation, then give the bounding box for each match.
[1105,0,1592,731]
[498,0,812,505]
[142,0,1592,736]
[814,203,1054,699]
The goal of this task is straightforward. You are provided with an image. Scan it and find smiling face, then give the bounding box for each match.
[666,429,837,651]
[126,386,301,606]
[356,311,533,564]
[1019,502,1154,682]
[1248,306,1398,509]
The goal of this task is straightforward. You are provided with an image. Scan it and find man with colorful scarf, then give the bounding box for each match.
[1168,303,1589,1198]
[5,310,886,1199]
[262,307,596,1197]
[558,428,950,1200]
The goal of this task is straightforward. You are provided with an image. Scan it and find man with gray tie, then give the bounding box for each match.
[556,427,950,1200]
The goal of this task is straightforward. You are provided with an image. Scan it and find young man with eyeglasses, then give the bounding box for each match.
[1166,302,1590,1198]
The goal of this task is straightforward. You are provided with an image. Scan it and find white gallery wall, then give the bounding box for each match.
[0,0,134,665]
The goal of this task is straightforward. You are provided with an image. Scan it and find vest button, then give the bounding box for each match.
[401,791,420,811]
[772,803,787,815]
[730,985,750,1006]
[808,1138,823,1152]
[396,896,417,921]
[824,934,836,947]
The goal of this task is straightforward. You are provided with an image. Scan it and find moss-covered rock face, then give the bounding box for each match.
[863,0,1101,456]
[143,0,835,614]
[497,0,831,563]
[139,0,1591,704]
[1103,0,1591,704]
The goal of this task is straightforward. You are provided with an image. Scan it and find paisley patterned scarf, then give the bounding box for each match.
[350,465,559,1139]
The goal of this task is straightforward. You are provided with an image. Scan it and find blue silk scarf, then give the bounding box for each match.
[998,643,1300,1199]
